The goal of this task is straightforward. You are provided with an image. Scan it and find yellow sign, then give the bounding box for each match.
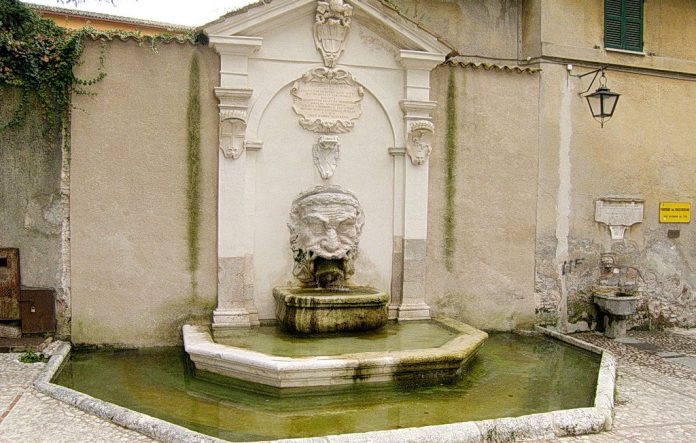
[659,202,691,223]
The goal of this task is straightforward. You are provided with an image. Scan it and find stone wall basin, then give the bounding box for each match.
[274,286,389,334]
[593,293,639,316]
[593,293,639,339]
[183,318,487,389]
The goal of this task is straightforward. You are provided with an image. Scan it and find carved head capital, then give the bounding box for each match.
[407,120,434,166]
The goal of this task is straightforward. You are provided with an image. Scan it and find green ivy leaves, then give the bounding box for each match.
[0,0,94,134]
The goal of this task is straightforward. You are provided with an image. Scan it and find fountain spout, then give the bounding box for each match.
[314,257,346,289]
[277,185,388,333]
[288,185,364,286]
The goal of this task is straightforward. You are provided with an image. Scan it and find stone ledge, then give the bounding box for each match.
[184,319,488,388]
[34,341,225,443]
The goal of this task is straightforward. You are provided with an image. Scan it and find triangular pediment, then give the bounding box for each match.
[204,0,451,55]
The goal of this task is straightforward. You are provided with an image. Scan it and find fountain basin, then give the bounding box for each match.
[593,293,639,316]
[183,318,487,389]
[273,286,389,334]
[593,293,639,339]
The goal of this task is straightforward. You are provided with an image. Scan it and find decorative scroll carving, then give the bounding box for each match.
[291,67,364,134]
[288,185,365,284]
[406,121,434,165]
[314,0,353,68]
[313,135,340,179]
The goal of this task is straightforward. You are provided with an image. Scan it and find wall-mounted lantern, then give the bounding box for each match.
[568,65,621,128]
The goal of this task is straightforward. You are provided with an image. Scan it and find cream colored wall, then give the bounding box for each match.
[64,1,696,344]
[541,0,696,68]
[70,40,219,346]
[536,62,696,329]
[392,0,522,60]
[426,65,540,330]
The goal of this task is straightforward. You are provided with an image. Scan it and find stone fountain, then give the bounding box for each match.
[183,0,487,391]
[274,185,389,334]
[593,253,641,338]
[184,185,487,389]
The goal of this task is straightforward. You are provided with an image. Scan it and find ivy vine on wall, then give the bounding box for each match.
[0,0,104,134]
[0,0,200,136]
[444,66,457,271]
[186,53,202,298]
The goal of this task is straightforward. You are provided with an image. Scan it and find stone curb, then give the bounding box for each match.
[33,341,226,443]
[535,326,617,431]
[35,331,616,443]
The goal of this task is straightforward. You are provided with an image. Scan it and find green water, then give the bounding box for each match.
[54,334,600,442]
[214,321,457,357]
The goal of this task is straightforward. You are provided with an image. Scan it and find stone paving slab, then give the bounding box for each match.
[666,356,696,370]
[0,390,154,443]
[548,423,696,443]
[573,332,696,381]
[629,330,696,356]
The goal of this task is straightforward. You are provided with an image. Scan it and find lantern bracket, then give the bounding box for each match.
[568,65,609,96]
[567,65,620,127]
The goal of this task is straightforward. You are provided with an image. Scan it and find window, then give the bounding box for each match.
[605,0,643,52]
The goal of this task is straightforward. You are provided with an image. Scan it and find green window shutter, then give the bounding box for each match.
[623,0,643,52]
[605,0,623,49]
[605,0,643,51]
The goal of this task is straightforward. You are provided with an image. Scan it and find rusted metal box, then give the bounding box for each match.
[20,288,56,334]
[0,248,21,320]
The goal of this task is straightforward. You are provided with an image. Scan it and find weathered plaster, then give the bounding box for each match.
[53,0,696,344]
[426,65,539,331]
[69,41,220,346]
[535,60,696,330]
[0,89,67,336]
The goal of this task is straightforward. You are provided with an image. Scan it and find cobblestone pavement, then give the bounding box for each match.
[1,330,695,442]
[0,354,154,443]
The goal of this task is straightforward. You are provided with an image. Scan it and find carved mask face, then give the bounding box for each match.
[288,186,365,283]
[600,253,616,271]
[299,203,358,260]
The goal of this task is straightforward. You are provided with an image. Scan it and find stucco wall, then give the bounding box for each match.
[392,0,522,60]
[426,64,540,330]
[62,0,696,345]
[535,63,696,330]
[541,0,696,71]
[0,89,66,334]
[69,40,219,346]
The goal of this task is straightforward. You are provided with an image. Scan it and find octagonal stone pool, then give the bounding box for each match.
[53,331,601,442]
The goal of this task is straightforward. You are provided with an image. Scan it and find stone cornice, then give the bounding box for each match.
[208,35,263,55]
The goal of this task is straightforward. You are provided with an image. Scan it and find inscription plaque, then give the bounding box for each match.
[291,67,364,134]
[595,198,644,240]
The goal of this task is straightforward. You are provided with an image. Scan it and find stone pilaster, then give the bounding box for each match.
[394,50,444,321]
[211,35,263,329]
